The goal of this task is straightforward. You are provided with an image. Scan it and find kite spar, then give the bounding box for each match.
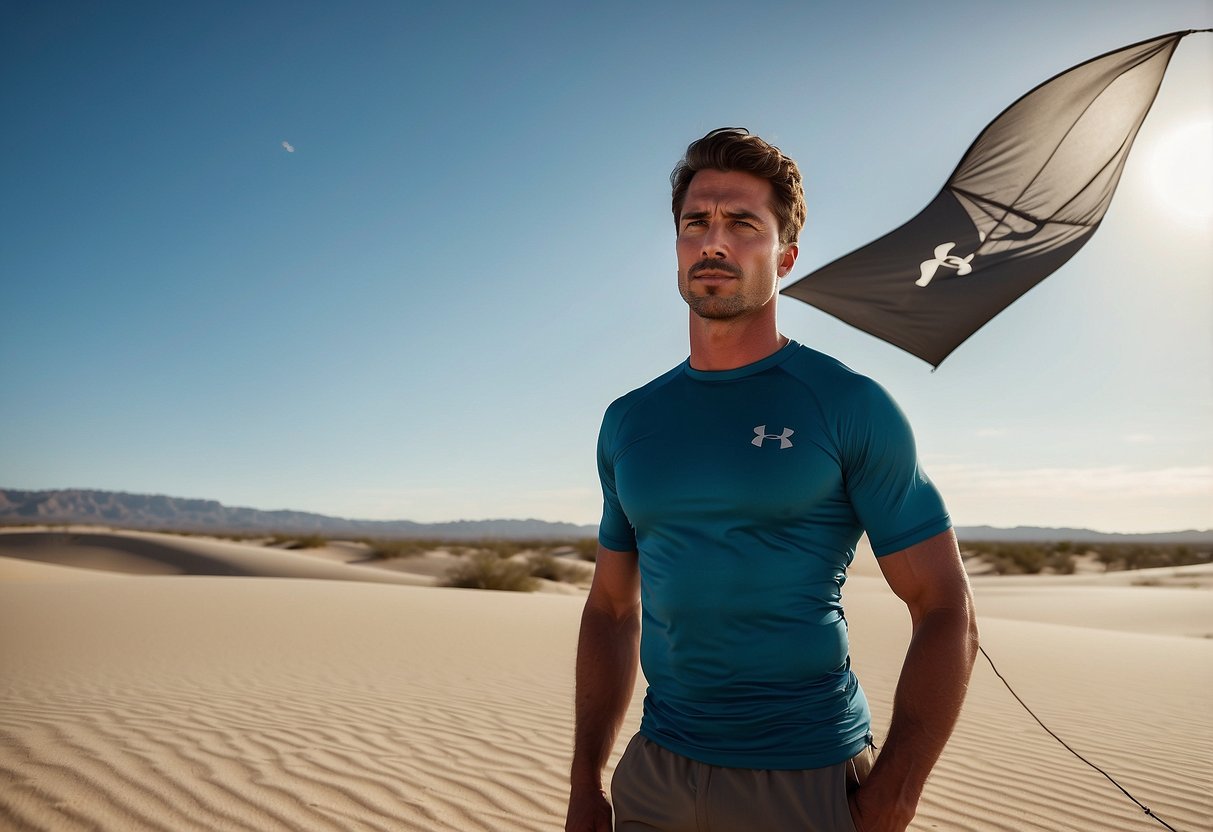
[781,30,1211,368]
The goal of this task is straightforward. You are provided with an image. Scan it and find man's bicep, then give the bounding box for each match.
[876,529,972,616]
[587,545,640,617]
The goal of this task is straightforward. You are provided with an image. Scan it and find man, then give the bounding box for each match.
[565,128,978,832]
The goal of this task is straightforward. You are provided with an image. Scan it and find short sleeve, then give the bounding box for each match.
[597,404,637,552]
[840,380,951,556]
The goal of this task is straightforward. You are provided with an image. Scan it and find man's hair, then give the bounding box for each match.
[670,127,805,247]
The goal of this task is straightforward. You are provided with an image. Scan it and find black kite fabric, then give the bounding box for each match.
[781,31,1204,368]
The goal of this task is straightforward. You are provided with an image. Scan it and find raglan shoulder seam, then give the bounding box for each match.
[604,362,685,431]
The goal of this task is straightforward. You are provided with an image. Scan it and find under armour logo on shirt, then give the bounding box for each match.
[752,425,794,449]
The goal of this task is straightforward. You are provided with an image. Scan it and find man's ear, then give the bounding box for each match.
[777,244,799,278]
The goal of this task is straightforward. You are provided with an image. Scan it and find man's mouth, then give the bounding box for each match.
[692,276,737,293]
[689,262,742,280]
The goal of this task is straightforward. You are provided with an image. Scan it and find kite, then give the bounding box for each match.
[281,140,295,153]
[781,30,1211,368]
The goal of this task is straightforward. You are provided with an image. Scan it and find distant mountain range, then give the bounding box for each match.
[1,488,1210,544]
[0,488,597,540]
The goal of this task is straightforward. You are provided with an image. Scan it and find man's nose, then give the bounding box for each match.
[701,226,728,259]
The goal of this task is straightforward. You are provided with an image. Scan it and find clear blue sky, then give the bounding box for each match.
[3,1,1210,532]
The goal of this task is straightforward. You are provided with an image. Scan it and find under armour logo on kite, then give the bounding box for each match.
[752,425,794,449]
[916,241,975,287]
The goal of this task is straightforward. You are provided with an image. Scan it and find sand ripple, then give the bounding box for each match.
[3,553,1210,831]
[1,579,587,831]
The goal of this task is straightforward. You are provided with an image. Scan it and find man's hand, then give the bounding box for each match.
[848,789,867,832]
[565,785,613,832]
[849,786,913,832]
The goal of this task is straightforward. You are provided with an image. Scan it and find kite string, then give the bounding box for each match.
[978,645,1181,832]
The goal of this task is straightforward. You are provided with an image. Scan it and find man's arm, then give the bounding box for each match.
[565,545,641,832]
[850,528,979,832]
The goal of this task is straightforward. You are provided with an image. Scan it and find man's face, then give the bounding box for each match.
[676,169,797,320]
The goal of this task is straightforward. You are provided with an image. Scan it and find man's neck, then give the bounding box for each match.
[687,313,789,371]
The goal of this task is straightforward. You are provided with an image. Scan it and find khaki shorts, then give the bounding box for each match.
[611,734,875,832]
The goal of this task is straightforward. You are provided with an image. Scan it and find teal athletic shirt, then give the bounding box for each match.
[596,340,951,770]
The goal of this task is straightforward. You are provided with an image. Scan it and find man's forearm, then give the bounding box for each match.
[858,603,978,830]
[570,600,641,789]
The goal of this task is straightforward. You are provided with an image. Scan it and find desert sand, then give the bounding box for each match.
[1,528,1210,831]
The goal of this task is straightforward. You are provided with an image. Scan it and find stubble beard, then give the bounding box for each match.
[681,258,750,320]
[683,290,749,320]
[680,262,777,320]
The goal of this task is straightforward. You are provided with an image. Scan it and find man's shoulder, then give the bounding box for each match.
[779,345,914,443]
[602,361,686,424]
[782,344,887,402]
[611,360,686,407]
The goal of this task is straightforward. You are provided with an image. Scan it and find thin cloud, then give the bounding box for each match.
[281,140,295,153]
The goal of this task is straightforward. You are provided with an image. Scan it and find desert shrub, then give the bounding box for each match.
[267,534,328,549]
[1045,550,1076,574]
[962,539,1211,574]
[285,534,328,549]
[444,552,539,592]
[994,543,1046,574]
[1123,545,1159,570]
[369,539,432,559]
[1094,546,1120,571]
[458,538,584,560]
[1091,543,1212,571]
[526,552,579,582]
[571,538,599,561]
[958,540,1055,574]
[480,539,524,558]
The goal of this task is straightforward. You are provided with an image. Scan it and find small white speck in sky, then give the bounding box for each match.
[281,140,295,153]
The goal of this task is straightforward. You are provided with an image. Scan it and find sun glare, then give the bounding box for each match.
[1145,118,1213,228]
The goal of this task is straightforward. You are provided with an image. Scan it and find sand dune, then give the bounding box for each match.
[1,530,1210,831]
[0,529,436,586]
